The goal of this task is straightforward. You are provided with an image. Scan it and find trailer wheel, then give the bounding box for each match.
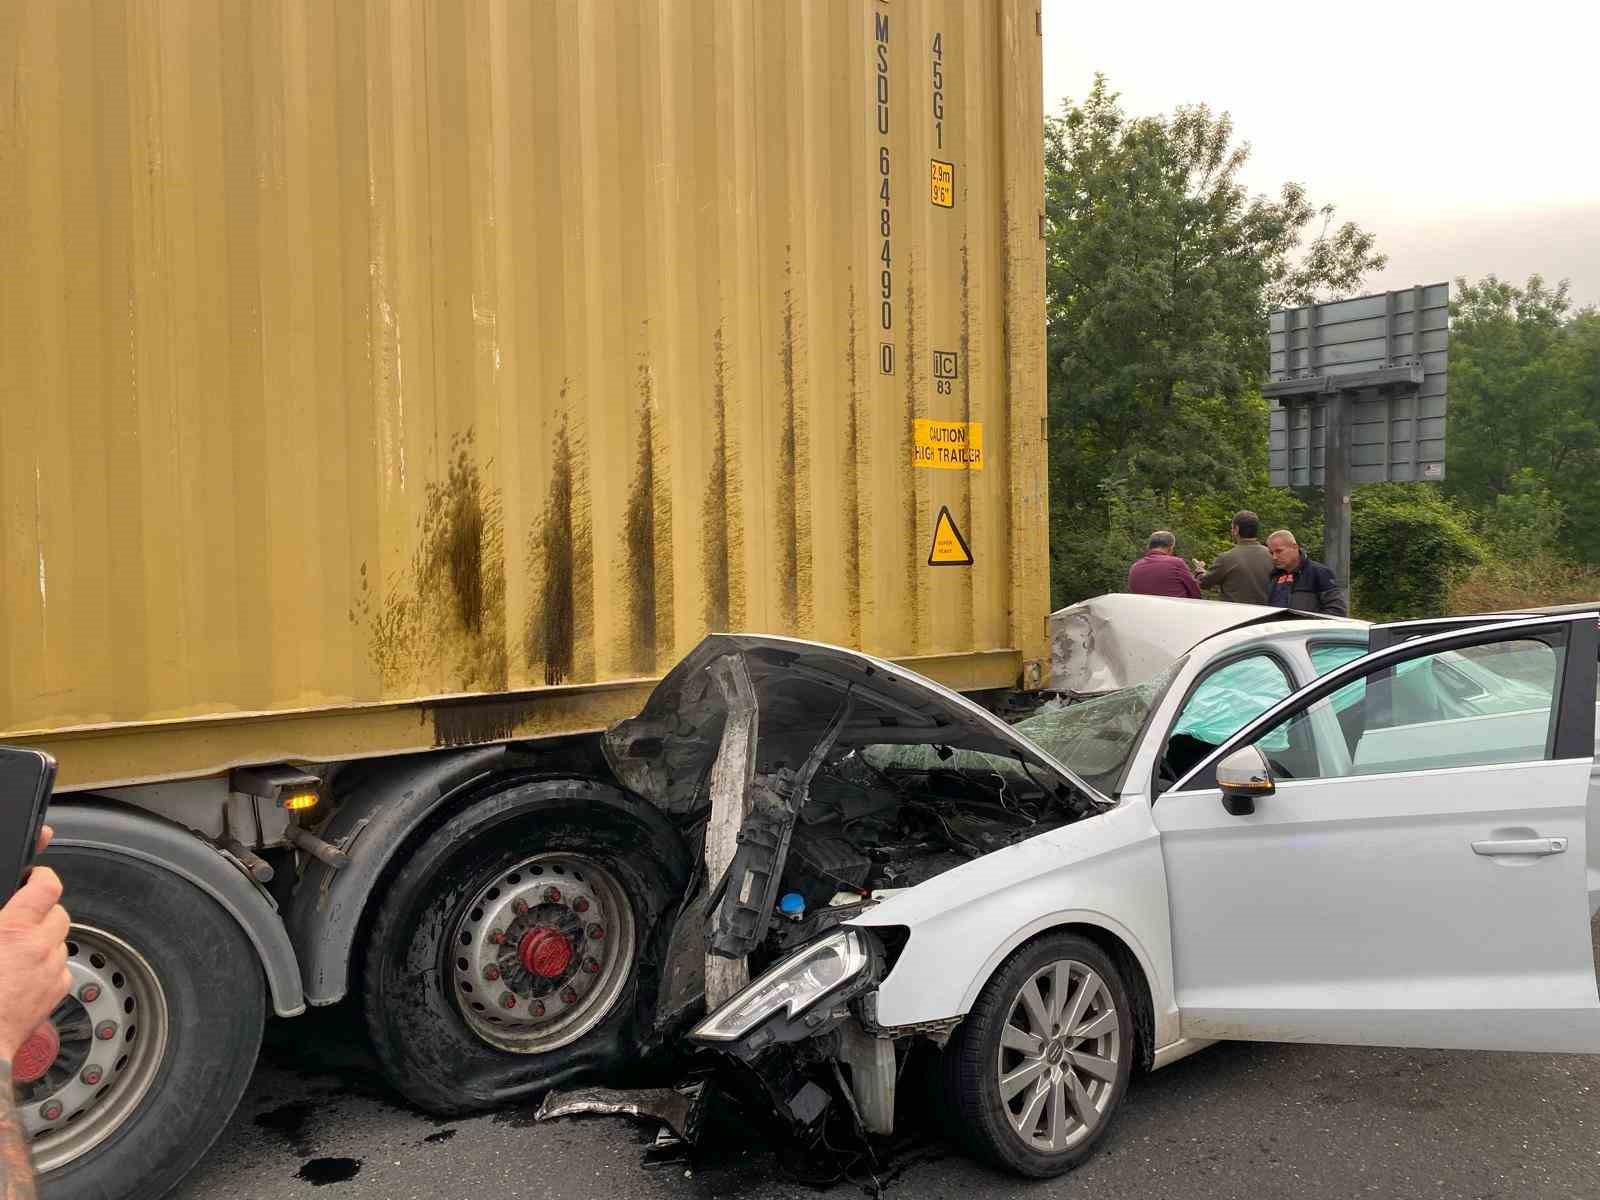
[25,849,265,1200]
[361,779,686,1114]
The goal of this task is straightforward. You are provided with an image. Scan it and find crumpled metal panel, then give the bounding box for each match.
[1048,594,1333,696]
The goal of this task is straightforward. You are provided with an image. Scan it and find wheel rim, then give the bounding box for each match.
[20,926,171,1174]
[995,959,1120,1153]
[450,852,636,1054]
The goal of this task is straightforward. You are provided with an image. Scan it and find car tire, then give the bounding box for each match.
[361,778,687,1115]
[30,849,266,1200]
[942,931,1134,1178]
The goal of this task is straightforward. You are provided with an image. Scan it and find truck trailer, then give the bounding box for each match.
[0,2,1046,1196]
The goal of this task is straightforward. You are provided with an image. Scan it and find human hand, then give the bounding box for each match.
[0,856,71,1063]
[1192,559,1206,573]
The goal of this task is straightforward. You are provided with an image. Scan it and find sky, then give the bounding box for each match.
[1043,0,1600,310]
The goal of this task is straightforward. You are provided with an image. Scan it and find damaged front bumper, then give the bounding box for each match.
[686,927,906,1138]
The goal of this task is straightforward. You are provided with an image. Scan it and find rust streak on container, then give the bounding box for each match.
[650,349,675,667]
[1000,202,1018,642]
[701,325,732,631]
[355,428,508,694]
[958,236,975,636]
[843,285,863,648]
[622,354,661,675]
[775,254,801,633]
[903,256,923,651]
[526,401,577,685]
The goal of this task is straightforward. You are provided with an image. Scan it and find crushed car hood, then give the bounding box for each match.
[605,633,1103,812]
[1048,594,1342,696]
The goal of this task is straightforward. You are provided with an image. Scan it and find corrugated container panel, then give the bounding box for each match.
[0,0,1046,787]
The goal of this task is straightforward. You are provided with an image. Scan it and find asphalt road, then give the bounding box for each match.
[172,923,1600,1200]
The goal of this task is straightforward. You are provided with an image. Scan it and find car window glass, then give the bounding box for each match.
[1008,681,1166,795]
[1248,637,1562,781]
[1158,655,1291,790]
[1309,641,1366,676]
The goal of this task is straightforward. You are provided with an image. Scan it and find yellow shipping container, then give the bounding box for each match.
[0,0,1046,791]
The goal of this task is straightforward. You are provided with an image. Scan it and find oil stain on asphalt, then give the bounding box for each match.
[296,1158,362,1187]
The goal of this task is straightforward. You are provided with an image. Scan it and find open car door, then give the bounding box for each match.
[1153,612,1600,1053]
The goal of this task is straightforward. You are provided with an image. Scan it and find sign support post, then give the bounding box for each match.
[1324,388,1352,589]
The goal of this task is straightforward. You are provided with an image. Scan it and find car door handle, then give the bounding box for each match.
[1471,837,1567,857]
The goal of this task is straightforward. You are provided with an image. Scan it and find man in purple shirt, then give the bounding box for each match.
[1126,530,1201,598]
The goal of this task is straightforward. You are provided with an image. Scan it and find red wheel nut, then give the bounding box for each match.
[488,929,506,945]
[78,983,102,1004]
[584,958,600,975]
[512,899,530,916]
[80,1065,103,1086]
[499,993,518,1010]
[483,964,501,982]
[587,923,605,940]
[41,1101,64,1122]
[561,987,579,1005]
[531,1000,546,1018]
[94,1021,117,1042]
[544,886,562,904]
[572,897,590,914]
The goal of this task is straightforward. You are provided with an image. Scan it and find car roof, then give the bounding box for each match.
[1188,614,1369,660]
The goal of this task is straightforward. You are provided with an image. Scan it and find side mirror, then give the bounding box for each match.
[1215,745,1274,816]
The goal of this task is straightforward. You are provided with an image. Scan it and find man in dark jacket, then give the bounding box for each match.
[1265,530,1348,616]
[1192,510,1272,605]
[1127,531,1201,599]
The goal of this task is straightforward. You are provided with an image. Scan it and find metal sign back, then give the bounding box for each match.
[1266,283,1449,486]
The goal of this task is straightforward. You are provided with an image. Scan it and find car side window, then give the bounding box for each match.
[1246,637,1563,781]
[1157,654,1292,789]
[1308,640,1366,677]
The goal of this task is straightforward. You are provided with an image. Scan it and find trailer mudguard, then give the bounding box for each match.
[44,798,306,1017]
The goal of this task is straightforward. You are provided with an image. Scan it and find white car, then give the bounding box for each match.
[603,597,1600,1177]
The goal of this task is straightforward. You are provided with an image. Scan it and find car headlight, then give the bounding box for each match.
[690,929,870,1042]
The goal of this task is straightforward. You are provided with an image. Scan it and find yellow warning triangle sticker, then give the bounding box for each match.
[928,505,973,566]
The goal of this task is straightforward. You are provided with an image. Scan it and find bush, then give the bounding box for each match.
[1445,551,1600,615]
[1349,485,1485,621]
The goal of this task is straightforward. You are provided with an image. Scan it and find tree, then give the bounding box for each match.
[1445,277,1600,560]
[1349,485,1484,622]
[1045,77,1385,604]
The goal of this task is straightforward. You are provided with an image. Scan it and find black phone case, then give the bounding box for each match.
[0,747,57,906]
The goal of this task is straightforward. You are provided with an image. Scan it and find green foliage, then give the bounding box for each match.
[1446,277,1600,560]
[1482,470,1566,555]
[1045,78,1384,606]
[1349,485,1485,622]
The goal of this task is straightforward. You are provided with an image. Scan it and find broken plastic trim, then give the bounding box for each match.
[706,689,855,960]
[535,1084,707,1145]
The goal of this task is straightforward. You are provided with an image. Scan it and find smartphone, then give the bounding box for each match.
[0,746,57,906]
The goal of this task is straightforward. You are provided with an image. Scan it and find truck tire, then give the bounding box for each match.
[26,849,266,1200]
[361,778,687,1114]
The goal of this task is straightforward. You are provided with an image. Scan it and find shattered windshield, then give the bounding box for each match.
[863,660,1183,797]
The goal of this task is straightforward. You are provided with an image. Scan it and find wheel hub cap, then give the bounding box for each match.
[450,853,636,1055]
[518,927,573,978]
[995,959,1121,1154]
[13,1024,59,1084]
